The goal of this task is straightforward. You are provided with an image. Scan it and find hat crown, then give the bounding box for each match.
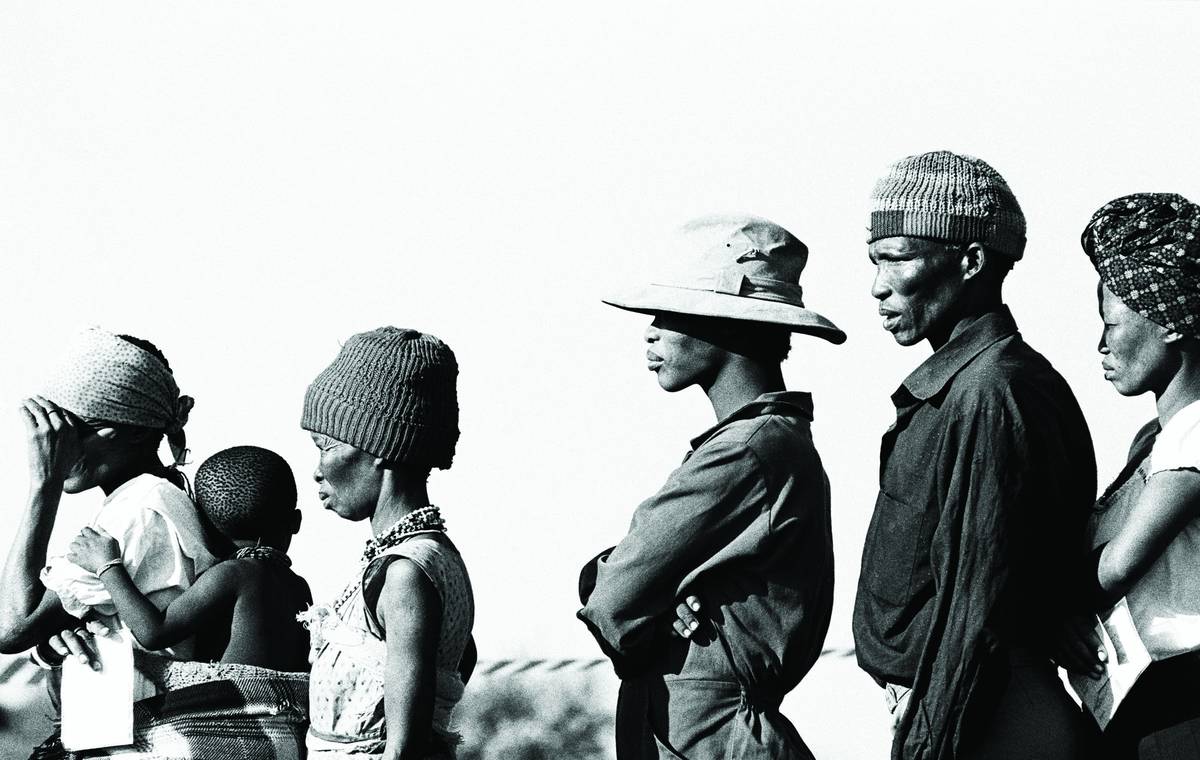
[681,214,809,288]
[868,150,1027,260]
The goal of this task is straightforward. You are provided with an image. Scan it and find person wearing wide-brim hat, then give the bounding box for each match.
[577,214,842,760]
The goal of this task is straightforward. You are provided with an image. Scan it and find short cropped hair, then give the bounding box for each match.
[195,446,297,541]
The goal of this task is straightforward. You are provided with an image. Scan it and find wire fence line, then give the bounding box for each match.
[472,646,857,678]
[0,645,858,683]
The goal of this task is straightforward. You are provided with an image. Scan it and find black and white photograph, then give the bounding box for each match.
[2,2,1199,759]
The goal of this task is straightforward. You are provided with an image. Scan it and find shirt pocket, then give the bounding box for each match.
[862,490,934,606]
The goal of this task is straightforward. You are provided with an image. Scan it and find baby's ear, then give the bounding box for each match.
[290,509,303,536]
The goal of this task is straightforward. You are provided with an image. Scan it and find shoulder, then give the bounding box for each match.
[948,337,1075,418]
[707,412,814,462]
[1151,401,1200,475]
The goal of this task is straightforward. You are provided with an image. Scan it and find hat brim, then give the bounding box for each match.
[603,284,847,345]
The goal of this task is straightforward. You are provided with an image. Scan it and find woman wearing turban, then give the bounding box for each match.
[0,330,220,753]
[298,327,476,760]
[1066,194,1200,758]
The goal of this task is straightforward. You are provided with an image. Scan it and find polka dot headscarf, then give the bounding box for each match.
[42,328,193,462]
[1082,193,1200,339]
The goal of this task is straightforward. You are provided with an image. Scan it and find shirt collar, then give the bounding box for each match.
[895,307,1019,405]
[689,391,814,450]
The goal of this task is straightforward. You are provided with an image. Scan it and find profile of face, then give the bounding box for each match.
[60,420,149,495]
[310,433,382,522]
[869,237,967,347]
[643,313,728,392]
[1097,283,1182,397]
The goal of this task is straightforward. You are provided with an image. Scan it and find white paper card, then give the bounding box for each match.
[1069,597,1153,730]
[61,627,135,751]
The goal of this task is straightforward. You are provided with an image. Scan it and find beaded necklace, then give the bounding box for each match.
[332,505,446,613]
[232,544,293,568]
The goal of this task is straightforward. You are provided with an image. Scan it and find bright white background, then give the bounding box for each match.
[1,0,1197,746]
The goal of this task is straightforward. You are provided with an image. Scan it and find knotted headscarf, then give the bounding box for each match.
[42,328,194,465]
[1082,193,1200,339]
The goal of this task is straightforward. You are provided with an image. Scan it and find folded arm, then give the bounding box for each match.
[578,441,764,662]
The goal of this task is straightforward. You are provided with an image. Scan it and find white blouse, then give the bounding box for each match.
[40,473,218,656]
[1131,399,1200,659]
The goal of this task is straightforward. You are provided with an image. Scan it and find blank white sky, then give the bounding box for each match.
[1,2,1197,659]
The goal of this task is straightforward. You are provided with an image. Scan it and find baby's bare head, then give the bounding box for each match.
[196,445,299,544]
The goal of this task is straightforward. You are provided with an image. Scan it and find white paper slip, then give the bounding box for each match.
[1068,597,1153,731]
[61,627,135,751]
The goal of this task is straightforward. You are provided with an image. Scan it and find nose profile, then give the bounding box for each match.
[313,466,323,483]
[644,323,659,342]
[870,269,889,300]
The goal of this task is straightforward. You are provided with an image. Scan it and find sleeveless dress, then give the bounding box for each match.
[305,534,474,759]
[1086,412,1200,759]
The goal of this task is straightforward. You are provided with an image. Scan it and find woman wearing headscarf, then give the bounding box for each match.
[0,329,214,665]
[5,330,311,760]
[1068,194,1200,758]
[298,327,476,760]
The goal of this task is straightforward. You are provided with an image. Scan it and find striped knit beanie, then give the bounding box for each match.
[868,150,1027,260]
[302,327,459,470]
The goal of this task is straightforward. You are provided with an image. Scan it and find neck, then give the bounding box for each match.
[369,469,432,536]
[1156,350,1200,426]
[99,452,172,496]
[927,294,1004,351]
[702,355,785,421]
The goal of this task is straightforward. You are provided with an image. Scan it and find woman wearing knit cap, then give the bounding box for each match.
[0,330,218,734]
[299,327,476,760]
[1062,193,1200,758]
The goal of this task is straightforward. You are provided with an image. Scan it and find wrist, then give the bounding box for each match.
[96,558,123,579]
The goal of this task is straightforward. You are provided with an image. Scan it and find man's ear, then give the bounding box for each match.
[290,509,303,536]
[960,242,988,281]
[93,426,119,440]
[1163,330,1186,345]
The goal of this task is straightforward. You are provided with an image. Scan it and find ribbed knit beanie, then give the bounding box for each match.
[302,327,459,470]
[868,150,1027,260]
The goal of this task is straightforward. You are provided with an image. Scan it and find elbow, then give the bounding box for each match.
[0,620,32,654]
[1097,548,1140,598]
[131,631,167,651]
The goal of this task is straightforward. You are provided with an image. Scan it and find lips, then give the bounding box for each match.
[879,308,901,331]
[646,351,663,370]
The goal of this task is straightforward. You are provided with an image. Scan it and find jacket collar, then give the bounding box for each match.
[894,307,1019,406]
[690,391,813,450]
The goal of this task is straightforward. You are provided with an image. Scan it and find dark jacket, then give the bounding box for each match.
[853,308,1097,760]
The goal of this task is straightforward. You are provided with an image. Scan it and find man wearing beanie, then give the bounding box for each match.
[852,151,1098,759]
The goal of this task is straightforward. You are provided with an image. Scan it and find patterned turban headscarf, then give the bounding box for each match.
[1082,192,1200,339]
[42,328,194,465]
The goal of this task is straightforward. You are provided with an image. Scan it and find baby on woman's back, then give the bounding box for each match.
[70,445,312,671]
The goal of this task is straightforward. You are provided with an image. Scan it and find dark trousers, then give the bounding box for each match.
[960,649,1098,760]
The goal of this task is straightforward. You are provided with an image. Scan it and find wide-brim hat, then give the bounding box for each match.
[603,214,846,344]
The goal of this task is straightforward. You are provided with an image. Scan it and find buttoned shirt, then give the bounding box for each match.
[579,391,833,759]
[852,308,1096,759]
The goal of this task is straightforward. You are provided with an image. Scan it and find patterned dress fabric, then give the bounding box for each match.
[305,535,475,759]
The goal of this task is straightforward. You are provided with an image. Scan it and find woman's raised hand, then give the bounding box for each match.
[19,396,83,488]
[67,527,121,575]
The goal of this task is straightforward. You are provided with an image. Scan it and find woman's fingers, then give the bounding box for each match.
[58,628,100,670]
[674,600,700,633]
[21,398,52,431]
[671,619,690,638]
